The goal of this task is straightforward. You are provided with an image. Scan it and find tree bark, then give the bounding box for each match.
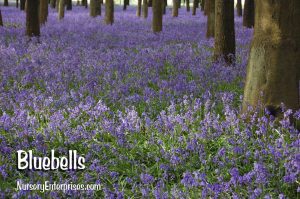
[148,0,152,7]
[200,0,204,11]
[192,0,196,15]
[204,0,208,15]
[206,0,215,38]
[236,0,242,17]
[214,0,235,64]
[66,0,72,10]
[26,0,40,37]
[105,0,114,25]
[0,9,3,26]
[143,0,148,18]
[172,0,179,17]
[243,0,300,116]
[16,0,19,8]
[20,0,26,10]
[152,0,162,32]
[39,0,48,25]
[186,0,190,12]
[4,0,8,6]
[58,0,65,20]
[123,0,127,10]
[50,0,56,8]
[90,0,101,17]
[137,0,142,17]
[243,0,254,28]
[162,0,166,15]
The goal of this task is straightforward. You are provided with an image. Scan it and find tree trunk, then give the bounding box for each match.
[50,0,56,8]
[39,0,48,25]
[58,0,65,19]
[26,0,40,37]
[56,0,59,11]
[200,0,204,11]
[152,0,162,32]
[162,0,166,15]
[105,0,114,25]
[20,0,26,10]
[206,0,215,38]
[243,0,300,116]
[236,0,242,17]
[4,0,8,6]
[172,0,179,17]
[123,0,127,10]
[204,0,208,15]
[77,0,80,5]
[186,0,189,12]
[192,0,196,15]
[0,9,3,26]
[90,0,101,17]
[243,0,254,28]
[214,0,235,64]
[148,0,152,7]
[66,0,72,10]
[143,0,148,18]
[16,0,19,8]
[137,0,142,17]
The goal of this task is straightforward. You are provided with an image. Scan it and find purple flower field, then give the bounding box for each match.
[0,5,299,198]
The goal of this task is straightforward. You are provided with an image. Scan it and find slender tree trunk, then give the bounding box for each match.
[200,0,204,11]
[0,9,3,26]
[26,0,40,37]
[66,0,72,10]
[90,0,100,17]
[20,0,26,10]
[152,0,162,32]
[148,0,152,7]
[77,0,80,5]
[39,0,48,25]
[214,0,235,64]
[105,0,114,25]
[143,0,148,18]
[172,0,179,17]
[4,0,8,6]
[204,0,208,15]
[236,0,242,17]
[50,0,56,8]
[178,0,181,8]
[16,0,19,8]
[123,0,127,10]
[206,0,215,38]
[162,0,166,15]
[192,0,196,15]
[243,0,300,116]
[186,0,189,12]
[58,0,65,19]
[56,0,59,11]
[137,0,142,17]
[243,0,254,28]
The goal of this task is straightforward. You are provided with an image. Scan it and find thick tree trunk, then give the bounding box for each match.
[137,0,142,17]
[206,0,215,38]
[243,0,254,28]
[50,0,56,8]
[4,0,8,6]
[0,9,3,26]
[26,0,40,37]
[172,0,179,17]
[39,0,48,25]
[236,0,242,17]
[58,0,65,19]
[200,0,204,11]
[20,0,26,10]
[186,0,189,12]
[192,0,196,15]
[66,0,72,10]
[90,0,101,17]
[105,0,114,25]
[143,0,148,18]
[16,0,19,8]
[152,0,162,32]
[214,0,235,64]
[243,0,300,116]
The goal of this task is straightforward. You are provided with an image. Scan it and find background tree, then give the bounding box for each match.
[243,0,254,28]
[66,0,72,10]
[50,0,56,8]
[142,0,148,18]
[172,0,179,17]
[206,0,215,38]
[243,0,300,116]
[148,0,152,7]
[152,0,162,32]
[58,0,65,20]
[214,0,235,64]
[16,0,19,8]
[90,0,101,17]
[204,0,208,15]
[0,9,3,26]
[20,0,26,10]
[186,0,189,12]
[105,0,114,25]
[200,0,204,11]
[236,0,242,17]
[192,0,196,15]
[4,0,8,6]
[26,0,40,37]
[137,0,141,17]
[123,0,127,10]
[39,0,48,25]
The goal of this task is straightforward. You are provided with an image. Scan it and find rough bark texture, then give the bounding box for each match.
[39,0,48,25]
[105,0,114,25]
[143,0,148,18]
[192,0,196,15]
[4,0,8,6]
[236,0,242,17]
[152,0,162,32]
[137,0,142,17]
[186,0,189,12]
[66,0,72,10]
[0,9,3,26]
[172,0,179,17]
[204,0,208,15]
[243,0,254,28]
[243,0,300,116]
[58,0,65,20]
[206,0,214,38]
[20,0,26,10]
[214,0,235,64]
[50,0,56,8]
[26,0,40,37]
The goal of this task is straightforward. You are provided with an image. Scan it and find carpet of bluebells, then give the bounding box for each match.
[0,5,299,199]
